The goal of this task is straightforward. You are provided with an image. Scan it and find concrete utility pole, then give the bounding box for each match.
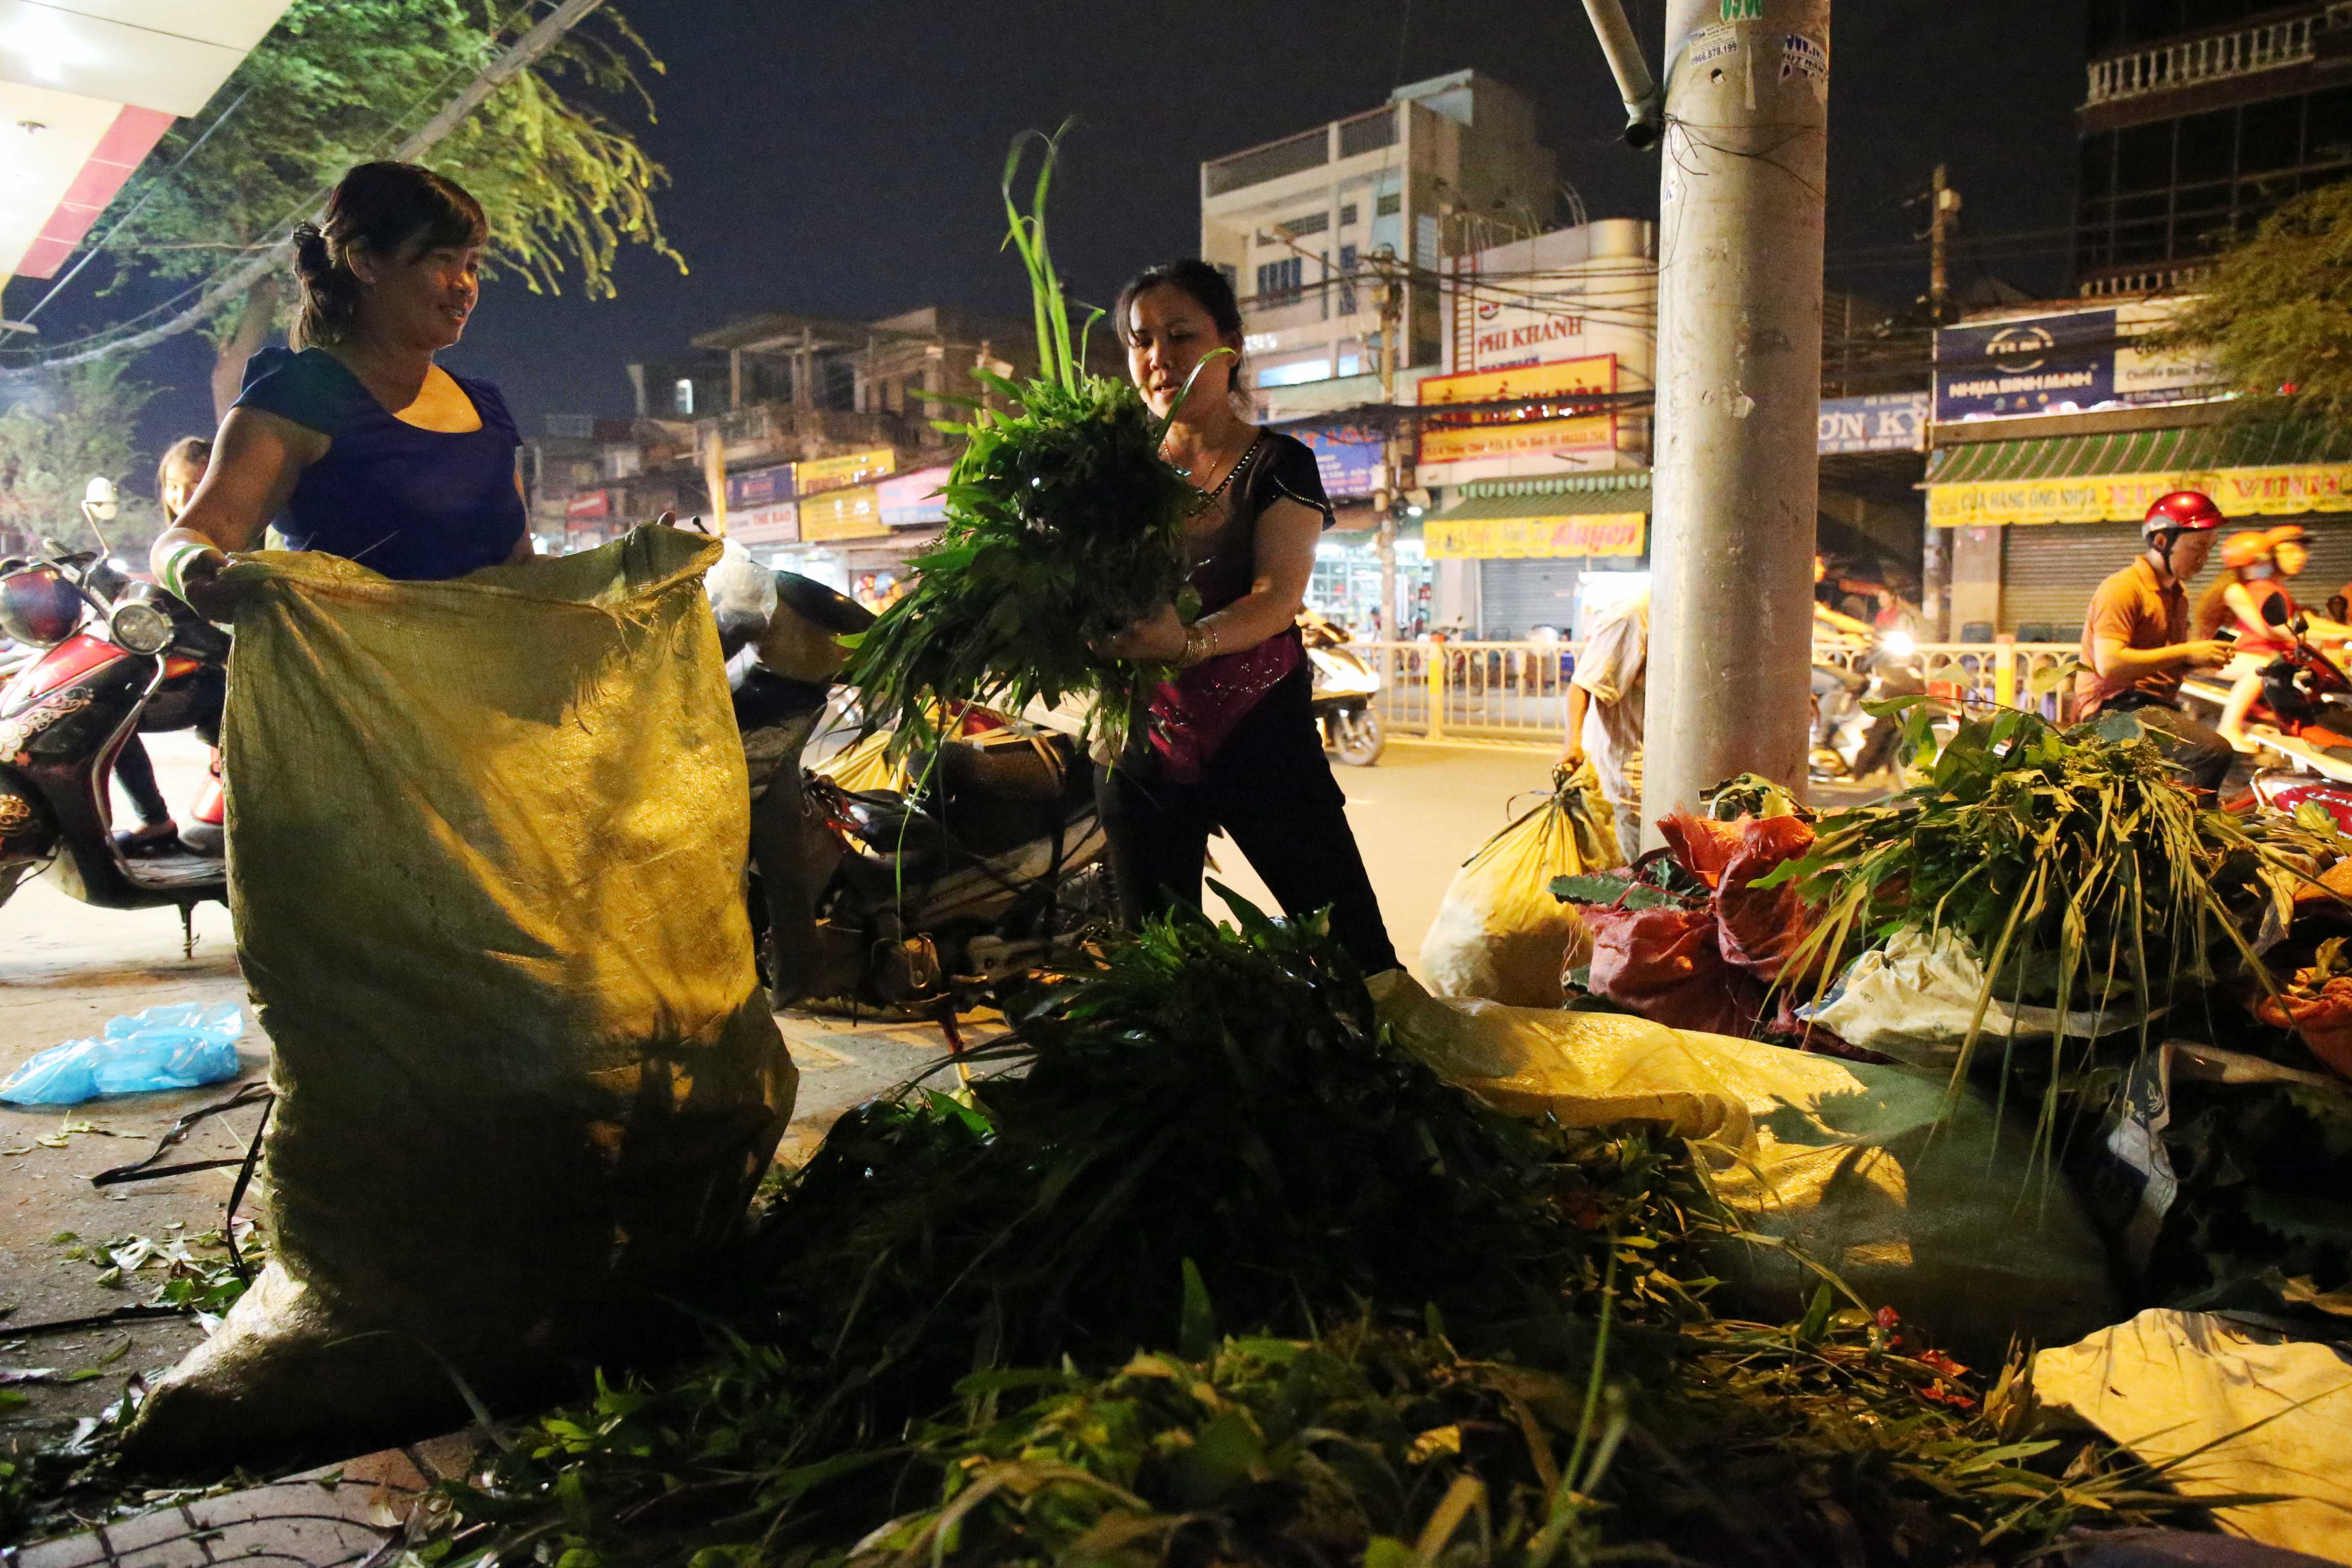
[1926,164,1961,324]
[1373,251,1404,643]
[1642,0,1831,835]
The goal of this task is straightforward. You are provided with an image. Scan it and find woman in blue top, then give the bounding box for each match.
[152,161,530,616]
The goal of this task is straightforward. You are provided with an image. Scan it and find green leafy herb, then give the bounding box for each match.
[843,128,1204,759]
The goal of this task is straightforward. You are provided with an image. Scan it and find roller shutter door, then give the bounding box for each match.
[1477,560,1584,639]
[1998,523,2141,640]
[2000,513,2352,640]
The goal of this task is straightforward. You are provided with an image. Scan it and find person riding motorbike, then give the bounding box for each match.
[2074,490,2235,794]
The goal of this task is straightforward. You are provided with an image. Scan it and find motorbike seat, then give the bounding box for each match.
[730,664,831,731]
[924,734,1093,860]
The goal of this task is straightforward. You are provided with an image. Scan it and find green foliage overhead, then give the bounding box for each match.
[0,361,161,547]
[85,0,678,339]
[2160,179,2352,425]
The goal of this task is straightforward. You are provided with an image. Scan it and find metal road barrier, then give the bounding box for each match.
[1343,640,2084,747]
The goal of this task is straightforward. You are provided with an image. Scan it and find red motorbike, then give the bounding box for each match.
[2216,597,2352,832]
[0,536,228,945]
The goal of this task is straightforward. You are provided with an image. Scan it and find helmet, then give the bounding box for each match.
[2267,523,2310,547]
[0,565,83,649]
[2144,490,2224,536]
[2221,530,2276,571]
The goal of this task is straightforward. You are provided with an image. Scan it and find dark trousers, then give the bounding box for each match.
[2133,703,2235,796]
[113,736,172,826]
[1098,666,1401,975]
[2101,693,2234,795]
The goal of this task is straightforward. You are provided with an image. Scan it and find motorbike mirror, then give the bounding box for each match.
[81,476,118,523]
[2294,612,2311,634]
[2263,595,2292,627]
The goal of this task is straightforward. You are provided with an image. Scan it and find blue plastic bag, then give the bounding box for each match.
[0,1003,244,1106]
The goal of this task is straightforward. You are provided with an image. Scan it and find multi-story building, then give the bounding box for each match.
[2077,0,2352,295]
[1200,70,1558,411]
[547,307,1117,595]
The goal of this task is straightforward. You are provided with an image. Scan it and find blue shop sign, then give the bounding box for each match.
[1934,310,2116,422]
[1293,424,1385,500]
[1818,392,1927,454]
[726,463,795,509]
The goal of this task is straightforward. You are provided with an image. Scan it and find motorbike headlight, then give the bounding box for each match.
[109,601,173,656]
[1879,630,1916,659]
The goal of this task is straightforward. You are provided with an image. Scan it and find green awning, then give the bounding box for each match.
[1925,421,2352,486]
[1438,471,1651,520]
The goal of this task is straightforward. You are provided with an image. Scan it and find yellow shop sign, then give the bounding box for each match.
[1425,513,1647,559]
[1928,462,2352,527]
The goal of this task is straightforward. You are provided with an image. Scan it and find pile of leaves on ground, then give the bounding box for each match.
[843,129,1202,761]
[1762,705,2285,1069]
[0,1224,270,1542]
[420,898,2231,1568]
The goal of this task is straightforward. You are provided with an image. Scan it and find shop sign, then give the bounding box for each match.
[1419,355,1617,465]
[1933,301,2215,423]
[796,448,896,495]
[1293,425,1385,499]
[800,484,889,542]
[564,488,610,520]
[726,463,794,509]
[1818,392,1927,454]
[1927,461,2352,527]
[729,501,799,546]
[1425,512,1646,559]
[877,465,952,527]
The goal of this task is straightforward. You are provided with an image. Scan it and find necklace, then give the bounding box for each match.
[1170,430,1264,499]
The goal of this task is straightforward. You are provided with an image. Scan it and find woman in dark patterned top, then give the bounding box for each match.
[1096,261,1399,976]
[150,162,530,618]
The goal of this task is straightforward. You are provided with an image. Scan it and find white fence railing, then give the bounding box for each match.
[1345,640,2083,747]
[2085,7,2343,105]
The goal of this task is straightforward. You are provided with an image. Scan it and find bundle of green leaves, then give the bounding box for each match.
[1761,706,2282,1077]
[841,1314,2222,1568]
[749,891,1623,1407]
[844,132,1201,758]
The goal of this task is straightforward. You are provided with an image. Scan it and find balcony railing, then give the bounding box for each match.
[2085,5,2351,105]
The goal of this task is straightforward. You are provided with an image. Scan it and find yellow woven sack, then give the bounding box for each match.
[1420,761,1621,1006]
[129,526,793,1468]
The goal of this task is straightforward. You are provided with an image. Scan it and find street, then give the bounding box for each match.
[0,734,1564,1448]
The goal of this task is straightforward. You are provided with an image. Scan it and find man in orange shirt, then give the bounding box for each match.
[2075,491,2235,793]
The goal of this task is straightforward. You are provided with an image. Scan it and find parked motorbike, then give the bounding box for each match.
[0,533,230,946]
[714,561,1112,1013]
[1300,611,1384,766]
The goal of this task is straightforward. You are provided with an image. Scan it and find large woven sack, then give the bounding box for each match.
[1371,971,2121,1364]
[128,526,793,1468]
[1421,762,1620,1006]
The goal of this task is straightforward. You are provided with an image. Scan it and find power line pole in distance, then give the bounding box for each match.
[1927,163,1961,323]
[1641,0,1832,838]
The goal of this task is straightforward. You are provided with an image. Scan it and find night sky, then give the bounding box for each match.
[14,0,2092,465]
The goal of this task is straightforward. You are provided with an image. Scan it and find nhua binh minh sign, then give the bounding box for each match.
[1932,302,2215,424]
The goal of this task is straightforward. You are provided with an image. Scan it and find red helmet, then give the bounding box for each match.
[2143,490,2224,536]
